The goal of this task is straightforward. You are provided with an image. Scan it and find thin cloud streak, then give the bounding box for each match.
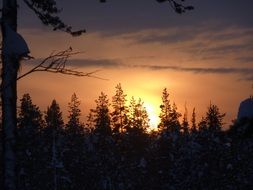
[52,58,253,81]
[26,58,121,68]
[128,64,253,81]
[136,64,253,75]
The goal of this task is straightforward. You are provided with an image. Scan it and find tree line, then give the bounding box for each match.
[0,84,253,189]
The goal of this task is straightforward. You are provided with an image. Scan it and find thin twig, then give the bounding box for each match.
[0,47,108,93]
[17,47,107,81]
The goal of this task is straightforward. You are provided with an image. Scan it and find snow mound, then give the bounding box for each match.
[3,24,30,58]
[237,97,253,119]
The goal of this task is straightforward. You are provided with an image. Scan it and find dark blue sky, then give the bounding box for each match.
[17,0,253,34]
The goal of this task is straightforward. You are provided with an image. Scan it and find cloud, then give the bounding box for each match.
[111,25,253,67]
[131,31,198,44]
[236,56,253,64]
[119,26,253,45]
[24,56,253,81]
[27,58,121,68]
[132,64,253,81]
[67,59,121,68]
[203,43,253,55]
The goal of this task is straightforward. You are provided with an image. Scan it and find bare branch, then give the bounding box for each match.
[17,47,107,81]
[157,0,194,14]
[0,47,107,93]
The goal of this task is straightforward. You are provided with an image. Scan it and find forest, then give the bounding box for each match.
[0,84,253,190]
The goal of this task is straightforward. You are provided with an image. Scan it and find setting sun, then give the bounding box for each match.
[144,103,160,130]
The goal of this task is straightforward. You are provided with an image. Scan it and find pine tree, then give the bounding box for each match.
[191,108,197,133]
[128,97,149,134]
[43,100,67,190]
[205,103,225,132]
[158,88,181,134]
[91,92,111,136]
[66,93,83,134]
[45,100,64,133]
[158,88,171,132]
[88,92,119,189]
[64,93,86,189]
[182,104,189,134]
[18,94,43,135]
[17,94,44,190]
[198,116,207,132]
[86,112,95,132]
[111,83,128,134]
[169,103,182,133]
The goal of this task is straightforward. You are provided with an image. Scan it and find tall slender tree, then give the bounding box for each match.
[182,104,189,134]
[170,103,182,133]
[158,88,181,133]
[91,92,111,137]
[111,83,128,134]
[128,97,149,134]
[191,108,197,132]
[44,100,66,190]
[17,93,44,190]
[1,1,20,189]
[66,93,83,134]
[205,103,225,132]
[158,88,171,132]
[198,116,207,132]
[64,94,85,189]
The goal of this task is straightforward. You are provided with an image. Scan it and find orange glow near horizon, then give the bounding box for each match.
[18,63,251,129]
[17,25,253,129]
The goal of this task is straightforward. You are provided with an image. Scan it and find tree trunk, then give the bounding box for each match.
[1,0,18,190]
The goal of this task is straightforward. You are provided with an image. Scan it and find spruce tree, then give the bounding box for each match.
[18,94,43,135]
[191,108,197,133]
[198,116,207,132]
[17,93,44,190]
[66,93,83,134]
[63,93,86,189]
[92,92,111,137]
[128,97,149,134]
[158,88,181,134]
[159,88,171,132]
[182,104,189,134]
[169,103,182,133]
[205,103,225,132]
[43,100,67,190]
[111,83,128,134]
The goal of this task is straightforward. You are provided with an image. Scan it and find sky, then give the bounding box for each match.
[8,0,253,129]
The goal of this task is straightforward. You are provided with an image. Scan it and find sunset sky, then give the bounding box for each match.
[13,0,253,129]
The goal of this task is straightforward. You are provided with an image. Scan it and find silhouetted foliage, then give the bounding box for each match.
[23,0,86,36]
[91,92,112,137]
[156,0,194,14]
[17,94,44,190]
[8,87,253,190]
[66,93,83,134]
[182,104,189,134]
[127,97,150,135]
[191,107,197,133]
[159,88,181,134]
[111,83,128,135]
[43,100,67,189]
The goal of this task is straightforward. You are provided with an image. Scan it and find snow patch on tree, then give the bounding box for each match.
[237,98,253,119]
[3,24,30,58]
